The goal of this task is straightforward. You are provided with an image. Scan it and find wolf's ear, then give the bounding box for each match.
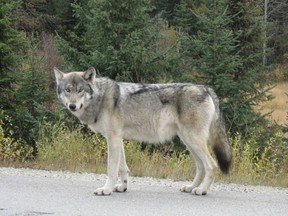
[54,67,64,84]
[83,67,96,82]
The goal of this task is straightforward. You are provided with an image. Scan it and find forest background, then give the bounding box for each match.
[1,0,288,187]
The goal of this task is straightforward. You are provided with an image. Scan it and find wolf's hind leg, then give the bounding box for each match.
[180,153,203,193]
[114,143,129,193]
[190,134,217,195]
[191,143,217,195]
[179,130,217,195]
[178,133,204,193]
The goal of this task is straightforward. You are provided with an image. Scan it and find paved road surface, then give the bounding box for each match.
[0,168,287,216]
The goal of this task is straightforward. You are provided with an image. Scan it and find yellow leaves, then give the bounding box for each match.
[21,63,31,72]
[159,27,177,52]
[0,120,34,162]
[229,132,288,186]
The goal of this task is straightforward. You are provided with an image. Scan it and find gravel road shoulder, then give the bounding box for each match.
[0,167,287,216]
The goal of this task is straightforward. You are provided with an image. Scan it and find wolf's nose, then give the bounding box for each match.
[69,104,77,111]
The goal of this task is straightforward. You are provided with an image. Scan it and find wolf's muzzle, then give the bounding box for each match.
[69,104,77,112]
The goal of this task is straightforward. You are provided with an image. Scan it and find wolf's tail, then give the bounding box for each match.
[207,88,232,174]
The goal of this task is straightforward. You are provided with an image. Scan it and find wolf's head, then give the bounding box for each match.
[54,67,96,113]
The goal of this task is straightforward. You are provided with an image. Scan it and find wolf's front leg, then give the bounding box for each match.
[114,143,129,192]
[94,136,122,196]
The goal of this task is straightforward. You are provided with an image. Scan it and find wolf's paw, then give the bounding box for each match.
[94,187,113,196]
[192,187,207,195]
[114,184,127,193]
[180,185,194,193]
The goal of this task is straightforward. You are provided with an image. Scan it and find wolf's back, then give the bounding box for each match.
[207,88,232,174]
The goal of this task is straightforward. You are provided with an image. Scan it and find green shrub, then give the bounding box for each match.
[0,120,34,162]
[229,132,288,186]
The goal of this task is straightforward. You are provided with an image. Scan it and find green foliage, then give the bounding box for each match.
[266,0,288,64]
[189,0,268,138]
[1,42,56,153]
[0,0,27,110]
[0,0,51,153]
[12,65,54,142]
[172,0,205,35]
[151,0,181,22]
[228,0,265,78]
[18,0,56,33]
[56,0,184,82]
[230,131,288,185]
[0,119,34,162]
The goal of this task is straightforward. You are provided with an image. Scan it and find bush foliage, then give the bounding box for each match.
[0,120,34,162]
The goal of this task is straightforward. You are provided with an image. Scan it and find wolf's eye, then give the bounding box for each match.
[65,88,71,93]
[78,88,84,93]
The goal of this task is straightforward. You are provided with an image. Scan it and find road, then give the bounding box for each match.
[0,168,287,216]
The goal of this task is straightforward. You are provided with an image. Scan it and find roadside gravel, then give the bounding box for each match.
[1,167,287,195]
[1,167,287,216]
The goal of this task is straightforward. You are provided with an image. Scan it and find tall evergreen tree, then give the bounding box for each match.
[228,0,265,80]
[172,0,206,35]
[12,46,55,149]
[0,0,27,115]
[226,0,268,135]
[173,0,195,34]
[0,1,54,153]
[56,0,183,82]
[266,0,288,63]
[191,0,267,137]
[151,0,181,23]
[17,0,56,33]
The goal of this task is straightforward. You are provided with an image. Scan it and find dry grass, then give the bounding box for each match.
[1,117,288,188]
[257,82,288,126]
[32,121,288,187]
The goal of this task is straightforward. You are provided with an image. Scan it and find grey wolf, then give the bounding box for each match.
[54,67,232,196]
